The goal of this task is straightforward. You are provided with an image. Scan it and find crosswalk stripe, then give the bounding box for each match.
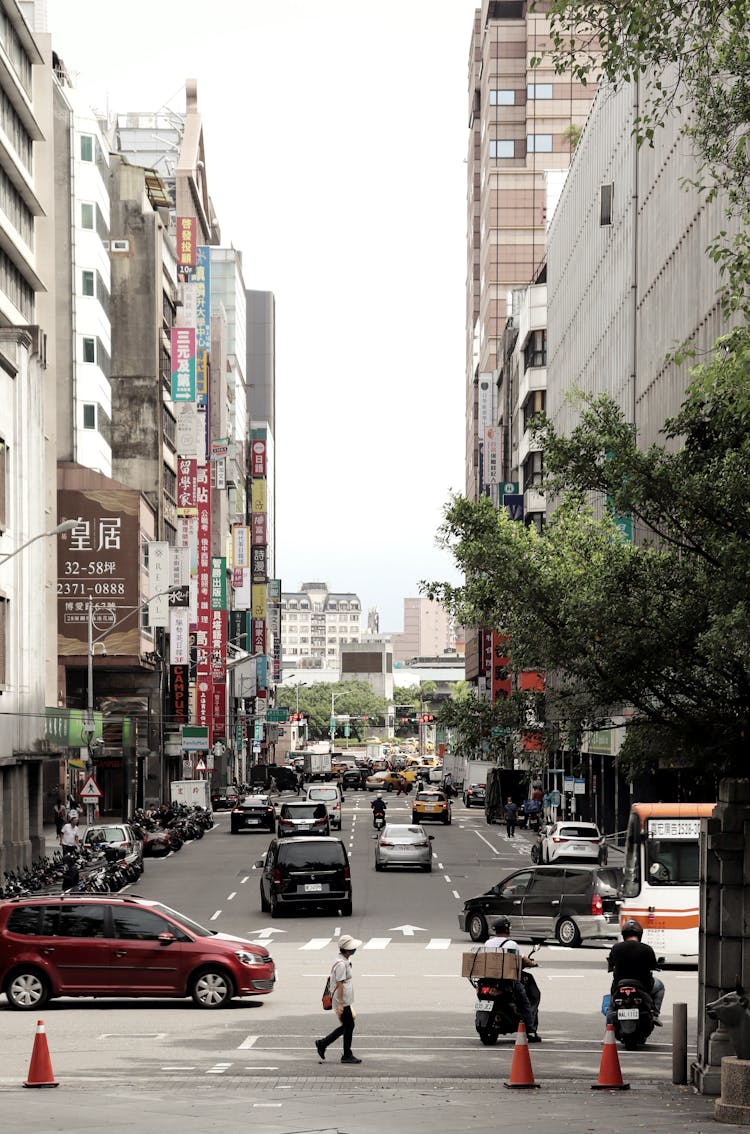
[299,937,332,950]
[426,938,452,949]
[363,937,391,949]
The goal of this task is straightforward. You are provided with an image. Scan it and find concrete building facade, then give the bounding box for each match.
[281,582,362,671]
[391,597,456,664]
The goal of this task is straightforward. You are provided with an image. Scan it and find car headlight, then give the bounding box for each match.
[235,949,267,966]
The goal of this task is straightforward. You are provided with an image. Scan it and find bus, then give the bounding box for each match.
[619,802,716,960]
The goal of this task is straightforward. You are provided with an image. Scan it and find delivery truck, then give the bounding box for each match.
[302,749,332,781]
[170,780,212,811]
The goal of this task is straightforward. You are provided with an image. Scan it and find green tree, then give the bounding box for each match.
[275,681,387,743]
[436,687,545,768]
[426,335,750,780]
[533,0,750,317]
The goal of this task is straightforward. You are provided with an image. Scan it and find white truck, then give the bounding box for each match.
[366,742,386,765]
[170,780,212,811]
[302,750,332,781]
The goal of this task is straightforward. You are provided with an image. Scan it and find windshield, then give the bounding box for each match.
[646,839,700,886]
[85,828,125,844]
[283,803,326,818]
[150,902,213,937]
[280,844,346,870]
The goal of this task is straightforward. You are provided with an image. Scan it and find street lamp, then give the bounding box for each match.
[0,518,80,565]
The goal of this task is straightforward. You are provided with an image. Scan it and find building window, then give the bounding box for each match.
[81,269,94,296]
[0,595,6,685]
[522,450,544,488]
[527,84,553,99]
[80,134,94,162]
[527,134,553,153]
[600,183,614,226]
[81,203,94,229]
[490,89,515,105]
[490,139,515,159]
[163,464,177,501]
[522,390,546,433]
[82,404,96,430]
[82,337,95,363]
[0,436,5,532]
[523,329,547,370]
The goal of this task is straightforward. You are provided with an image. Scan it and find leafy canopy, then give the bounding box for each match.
[425,335,750,778]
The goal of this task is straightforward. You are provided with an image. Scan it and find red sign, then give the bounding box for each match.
[252,618,266,655]
[232,567,244,589]
[196,675,212,733]
[491,631,512,702]
[210,608,226,681]
[251,439,267,477]
[212,682,226,736]
[251,512,266,546]
[176,215,197,268]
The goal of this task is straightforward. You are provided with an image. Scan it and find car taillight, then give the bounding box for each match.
[232,807,243,814]
[415,840,429,848]
[591,893,603,916]
[119,842,130,849]
[552,837,567,843]
[379,840,394,847]
[272,868,281,885]
[344,865,351,880]
[265,807,274,815]
[279,818,292,827]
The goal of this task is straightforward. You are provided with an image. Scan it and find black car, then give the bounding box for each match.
[463,783,486,808]
[230,795,276,834]
[211,787,239,811]
[342,768,366,790]
[458,865,623,947]
[257,836,352,916]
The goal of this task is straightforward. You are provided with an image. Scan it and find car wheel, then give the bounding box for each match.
[468,912,488,942]
[260,885,270,912]
[340,901,353,916]
[5,968,50,1011]
[556,916,582,947]
[191,968,234,1009]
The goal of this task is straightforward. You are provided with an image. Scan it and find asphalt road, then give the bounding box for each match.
[0,790,702,1118]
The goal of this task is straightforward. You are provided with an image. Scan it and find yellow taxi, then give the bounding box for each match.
[411,789,452,825]
[365,769,418,792]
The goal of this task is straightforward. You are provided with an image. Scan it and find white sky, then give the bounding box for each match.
[46,0,477,632]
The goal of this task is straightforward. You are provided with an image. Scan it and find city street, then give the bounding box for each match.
[0,791,707,1132]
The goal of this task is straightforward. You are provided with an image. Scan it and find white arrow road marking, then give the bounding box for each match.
[300,937,333,950]
[238,1035,259,1049]
[247,928,287,937]
[363,937,391,949]
[388,924,426,936]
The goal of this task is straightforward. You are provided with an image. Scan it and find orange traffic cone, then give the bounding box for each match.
[591,1023,630,1090]
[23,1019,59,1088]
[504,1021,540,1089]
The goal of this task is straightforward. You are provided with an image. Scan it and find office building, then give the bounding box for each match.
[281,582,362,670]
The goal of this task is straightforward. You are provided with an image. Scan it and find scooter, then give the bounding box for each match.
[372,807,386,832]
[610,979,656,1048]
[469,942,542,1045]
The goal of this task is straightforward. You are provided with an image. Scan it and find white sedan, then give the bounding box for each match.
[534,821,607,864]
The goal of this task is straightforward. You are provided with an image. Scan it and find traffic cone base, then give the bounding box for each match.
[591,1022,630,1090]
[23,1019,59,1088]
[504,1021,540,1089]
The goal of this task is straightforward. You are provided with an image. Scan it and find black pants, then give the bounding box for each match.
[321,1005,355,1057]
[505,820,516,837]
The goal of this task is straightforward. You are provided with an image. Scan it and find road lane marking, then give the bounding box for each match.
[99,1033,166,1039]
[206,1063,232,1074]
[246,1067,279,1071]
[238,1035,259,1049]
[210,910,221,921]
[363,937,391,949]
[452,890,461,900]
[240,876,249,884]
[473,831,500,855]
[444,875,452,882]
[426,939,451,949]
[253,1104,283,1108]
[161,1066,196,1071]
[227,892,237,901]
[300,937,332,950]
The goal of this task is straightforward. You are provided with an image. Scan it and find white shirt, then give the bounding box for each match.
[483,935,521,953]
[330,956,354,1010]
[60,822,79,847]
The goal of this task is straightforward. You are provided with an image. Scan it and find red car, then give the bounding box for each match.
[0,895,275,1010]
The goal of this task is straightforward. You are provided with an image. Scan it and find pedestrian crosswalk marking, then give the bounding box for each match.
[363,937,391,949]
[426,938,451,949]
[299,937,332,950]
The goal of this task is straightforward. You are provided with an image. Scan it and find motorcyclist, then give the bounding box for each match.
[483,915,541,1042]
[371,795,387,827]
[606,918,665,1025]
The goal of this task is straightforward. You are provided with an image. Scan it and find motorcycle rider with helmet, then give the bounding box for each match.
[483,915,542,1042]
[371,795,387,828]
[606,918,665,1025]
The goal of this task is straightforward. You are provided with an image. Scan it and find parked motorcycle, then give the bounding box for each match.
[468,942,542,1046]
[610,979,656,1048]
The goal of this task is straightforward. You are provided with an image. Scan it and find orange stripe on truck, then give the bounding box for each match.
[620,908,700,930]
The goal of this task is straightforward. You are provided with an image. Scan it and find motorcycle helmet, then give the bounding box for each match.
[492,915,511,935]
[621,918,644,940]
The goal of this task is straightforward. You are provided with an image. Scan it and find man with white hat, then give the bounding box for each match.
[316,934,363,1065]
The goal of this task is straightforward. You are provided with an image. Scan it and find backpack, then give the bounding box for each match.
[322,975,333,1011]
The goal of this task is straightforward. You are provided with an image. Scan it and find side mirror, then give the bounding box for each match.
[158,932,176,947]
[255,858,265,869]
[428,835,435,841]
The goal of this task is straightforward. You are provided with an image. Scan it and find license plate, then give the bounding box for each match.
[572,844,590,851]
[618,1008,640,1020]
[425,805,438,811]
[476,1000,494,1011]
[304,883,323,892]
[245,818,260,825]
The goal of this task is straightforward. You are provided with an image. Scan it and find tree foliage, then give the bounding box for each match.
[437,687,545,769]
[532,0,750,315]
[426,336,750,779]
[275,681,387,743]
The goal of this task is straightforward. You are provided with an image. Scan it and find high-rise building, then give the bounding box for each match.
[391,598,456,664]
[281,583,361,671]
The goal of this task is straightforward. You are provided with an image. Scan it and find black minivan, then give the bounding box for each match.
[258,836,352,917]
[458,864,622,947]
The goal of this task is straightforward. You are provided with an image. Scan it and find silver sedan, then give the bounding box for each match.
[374,823,433,872]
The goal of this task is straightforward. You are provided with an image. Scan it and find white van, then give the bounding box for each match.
[305,784,343,830]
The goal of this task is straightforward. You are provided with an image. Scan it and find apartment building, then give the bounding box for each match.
[391,597,456,664]
[281,582,362,670]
